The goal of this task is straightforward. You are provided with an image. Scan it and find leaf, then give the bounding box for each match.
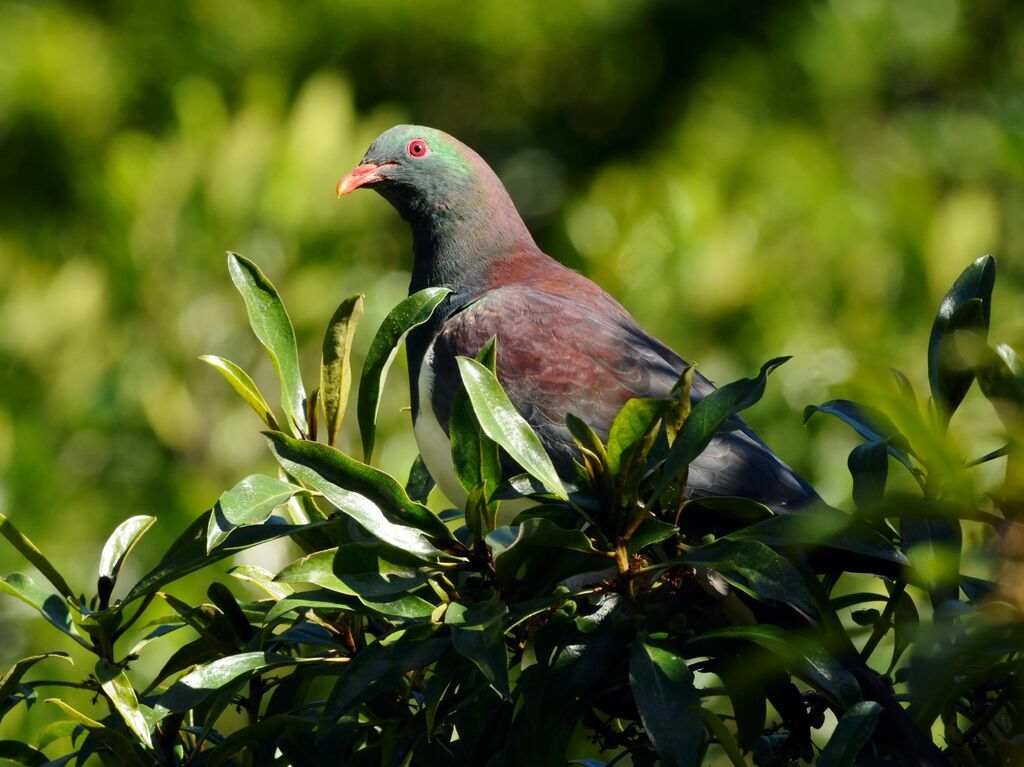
[321,293,364,446]
[207,714,313,767]
[358,287,450,461]
[976,343,1024,428]
[650,357,790,503]
[629,640,701,767]
[0,741,48,767]
[847,440,889,509]
[264,587,435,624]
[445,600,510,696]
[0,513,74,600]
[890,368,918,407]
[405,454,435,503]
[229,565,293,600]
[207,474,306,552]
[902,516,961,603]
[679,539,817,616]
[264,432,453,554]
[487,519,610,594]
[276,543,431,597]
[803,399,916,473]
[691,626,861,708]
[450,344,503,504]
[0,574,87,647]
[456,356,568,499]
[927,255,995,423]
[227,252,307,436]
[606,398,665,476]
[45,699,148,767]
[0,653,71,703]
[98,515,156,597]
[95,661,152,748]
[816,701,882,767]
[199,355,281,430]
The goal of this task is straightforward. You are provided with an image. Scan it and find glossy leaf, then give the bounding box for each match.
[629,640,701,767]
[229,565,294,600]
[803,399,915,473]
[487,519,609,594]
[977,343,1024,428]
[0,653,71,703]
[320,293,364,446]
[227,252,307,435]
[927,255,995,423]
[650,357,790,503]
[445,599,510,696]
[606,398,665,476]
[207,474,306,552]
[358,287,450,460]
[199,355,281,430]
[98,515,156,584]
[450,341,503,505]
[691,625,861,708]
[0,513,73,600]
[405,454,436,503]
[45,699,148,767]
[456,356,568,499]
[847,440,889,509]
[817,701,882,767]
[264,432,453,554]
[0,574,87,648]
[96,661,152,748]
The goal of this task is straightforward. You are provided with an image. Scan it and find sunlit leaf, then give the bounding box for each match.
[45,699,149,767]
[629,640,701,767]
[96,661,152,748]
[206,474,306,552]
[199,355,281,430]
[0,574,87,648]
[227,252,308,436]
[357,287,450,461]
[321,293,364,446]
[456,356,568,499]
[0,653,71,703]
[97,516,156,608]
[0,513,74,600]
[606,398,665,477]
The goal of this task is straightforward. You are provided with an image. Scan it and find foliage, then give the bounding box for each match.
[1,255,1021,765]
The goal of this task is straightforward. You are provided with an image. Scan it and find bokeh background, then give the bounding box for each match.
[1,0,1022,746]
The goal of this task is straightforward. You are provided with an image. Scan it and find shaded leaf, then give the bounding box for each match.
[487,519,610,594]
[358,287,450,461]
[445,599,510,696]
[405,455,435,504]
[228,252,307,435]
[456,356,567,499]
[629,640,701,767]
[199,355,281,430]
[45,700,148,767]
[977,343,1024,428]
[847,440,889,509]
[321,293,364,446]
[817,701,882,767]
[0,574,87,648]
[0,654,72,703]
[803,399,915,473]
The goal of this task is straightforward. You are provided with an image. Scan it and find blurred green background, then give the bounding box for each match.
[1,0,1022,745]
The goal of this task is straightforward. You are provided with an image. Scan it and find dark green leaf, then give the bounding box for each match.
[445,599,510,696]
[650,357,790,503]
[333,542,432,596]
[0,513,74,600]
[847,440,889,509]
[199,355,281,430]
[405,455,435,504]
[0,741,48,766]
[0,653,71,703]
[95,661,152,748]
[227,252,308,436]
[208,714,313,767]
[889,588,919,672]
[450,372,502,502]
[902,516,961,603]
[265,431,453,551]
[456,356,568,499]
[803,399,915,473]
[207,474,306,552]
[629,640,701,767]
[691,626,861,708]
[817,701,882,767]
[0,574,87,647]
[487,519,610,594]
[321,293,364,446]
[977,343,1024,428]
[927,255,995,423]
[357,287,450,461]
[45,699,148,767]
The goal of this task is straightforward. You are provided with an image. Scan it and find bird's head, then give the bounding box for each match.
[337,124,486,223]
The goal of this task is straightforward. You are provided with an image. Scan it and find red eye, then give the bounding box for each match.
[407,139,429,158]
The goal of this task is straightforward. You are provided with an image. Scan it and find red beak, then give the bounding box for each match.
[336,162,394,197]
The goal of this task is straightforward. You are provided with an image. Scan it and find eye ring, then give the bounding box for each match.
[406,139,429,158]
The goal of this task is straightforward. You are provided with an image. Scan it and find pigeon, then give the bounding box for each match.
[337,125,817,511]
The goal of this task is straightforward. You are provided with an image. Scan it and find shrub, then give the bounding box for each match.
[1,253,1021,766]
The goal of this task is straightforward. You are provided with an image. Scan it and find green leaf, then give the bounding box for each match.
[650,357,790,503]
[358,287,450,461]
[977,343,1024,428]
[0,742,47,767]
[606,398,665,476]
[817,701,882,767]
[456,356,568,499]
[629,640,701,767]
[264,432,453,554]
[445,599,510,696]
[691,626,861,708]
[847,440,889,509]
[207,714,313,767]
[320,293,364,446]
[98,515,156,589]
[229,565,294,600]
[405,454,436,503]
[207,474,307,552]
[264,587,435,624]
[487,519,609,594]
[276,543,431,597]
[0,574,87,647]
[679,539,817,617]
[34,720,78,751]
[45,699,149,767]
[927,255,995,423]
[199,355,281,430]
[0,513,74,600]
[227,252,308,436]
[902,516,961,603]
[0,653,71,703]
[803,399,916,473]
[96,661,152,748]
[450,344,503,502]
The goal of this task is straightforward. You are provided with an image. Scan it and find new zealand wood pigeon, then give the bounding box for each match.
[338,125,818,511]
